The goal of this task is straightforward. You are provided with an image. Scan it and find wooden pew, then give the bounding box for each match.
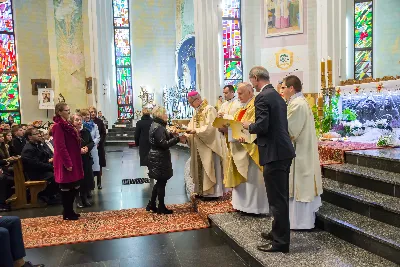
[6,159,47,209]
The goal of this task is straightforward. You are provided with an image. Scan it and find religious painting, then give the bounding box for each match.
[86,77,92,94]
[176,35,196,90]
[31,79,51,95]
[265,0,303,37]
[275,48,294,70]
[38,88,55,110]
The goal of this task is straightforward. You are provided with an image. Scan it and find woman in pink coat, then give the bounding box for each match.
[52,102,84,220]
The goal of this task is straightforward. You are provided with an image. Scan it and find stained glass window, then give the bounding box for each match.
[0,0,20,123]
[354,1,373,80]
[112,0,134,120]
[222,0,242,90]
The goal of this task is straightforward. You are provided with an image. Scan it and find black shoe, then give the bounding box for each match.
[63,213,79,220]
[23,261,45,267]
[98,184,102,190]
[261,232,273,241]
[157,205,173,214]
[81,195,92,207]
[257,244,289,253]
[72,211,81,217]
[76,197,84,208]
[146,201,157,212]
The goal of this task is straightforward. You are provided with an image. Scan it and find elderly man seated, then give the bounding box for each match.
[21,128,59,204]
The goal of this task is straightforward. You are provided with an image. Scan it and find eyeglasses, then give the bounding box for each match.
[189,98,199,104]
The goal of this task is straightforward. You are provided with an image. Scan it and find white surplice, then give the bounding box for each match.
[287,92,323,229]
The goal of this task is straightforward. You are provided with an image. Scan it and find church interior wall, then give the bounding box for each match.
[13,0,52,123]
[256,0,317,92]
[374,0,400,78]
[345,0,400,80]
[130,0,176,112]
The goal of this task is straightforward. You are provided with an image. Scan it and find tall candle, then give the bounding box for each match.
[327,56,333,87]
[321,59,326,88]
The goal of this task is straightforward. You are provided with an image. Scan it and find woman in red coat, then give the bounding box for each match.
[52,102,84,220]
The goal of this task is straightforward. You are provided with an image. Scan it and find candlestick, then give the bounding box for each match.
[321,59,326,89]
[327,56,333,87]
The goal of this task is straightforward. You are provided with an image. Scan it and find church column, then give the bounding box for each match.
[194,0,222,106]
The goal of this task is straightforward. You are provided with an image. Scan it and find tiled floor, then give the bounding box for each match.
[2,146,246,267]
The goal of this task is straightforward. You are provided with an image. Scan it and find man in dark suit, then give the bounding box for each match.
[242,66,295,253]
[135,107,153,168]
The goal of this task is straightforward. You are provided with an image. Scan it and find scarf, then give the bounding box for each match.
[53,115,80,142]
[83,120,95,132]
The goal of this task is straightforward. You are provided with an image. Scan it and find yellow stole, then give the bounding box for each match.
[225,97,261,188]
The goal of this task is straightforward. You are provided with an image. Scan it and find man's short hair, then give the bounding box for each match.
[249,66,270,81]
[223,85,235,93]
[24,128,37,140]
[11,125,22,135]
[284,75,302,92]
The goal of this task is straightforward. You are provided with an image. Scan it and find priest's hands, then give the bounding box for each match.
[238,137,246,143]
[218,127,228,134]
[242,121,251,130]
[186,130,196,134]
[217,112,225,118]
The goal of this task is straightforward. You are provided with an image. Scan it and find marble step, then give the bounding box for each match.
[316,202,400,265]
[209,212,395,267]
[322,163,400,198]
[322,178,400,227]
[107,136,135,141]
[345,148,400,173]
[105,140,135,146]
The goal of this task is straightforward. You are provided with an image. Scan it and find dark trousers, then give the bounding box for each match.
[0,216,26,267]
[61,189,77,216]
[0,174,14,205]
[263,159,292,249]
[150,180,167,206]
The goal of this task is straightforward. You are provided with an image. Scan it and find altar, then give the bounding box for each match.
[316,58,400,165]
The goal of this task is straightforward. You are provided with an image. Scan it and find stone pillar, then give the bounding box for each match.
[194,0,222,106]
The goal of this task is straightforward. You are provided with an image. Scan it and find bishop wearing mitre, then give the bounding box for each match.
[225,82,269,214]
[184,91,228,199]
[281,75,323,229]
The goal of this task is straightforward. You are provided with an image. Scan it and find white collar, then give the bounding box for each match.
[288,92,303,104]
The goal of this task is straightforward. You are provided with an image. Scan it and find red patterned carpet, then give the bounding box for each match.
[22,203,209,248]
[318,141,380,165]
[22,199,234,248]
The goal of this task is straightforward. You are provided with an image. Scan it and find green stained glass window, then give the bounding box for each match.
[113,0,134,120]
[354,1,373,80]
[222,0,242,90]
[0,0,21,123]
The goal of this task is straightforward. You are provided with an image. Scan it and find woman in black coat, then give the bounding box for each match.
[134,108,153,167]
[70,113,94,208]
[146,106,182,214]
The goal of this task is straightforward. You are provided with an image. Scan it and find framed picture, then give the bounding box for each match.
[38,88,55,110]
[265,0,304,37]
[86,77,93,94]
[31,79,51,95]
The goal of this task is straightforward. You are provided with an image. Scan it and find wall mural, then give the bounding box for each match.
[53,0,86,108]
[264,0,303,37]
[0,0,21,123]
[163,0,196,119]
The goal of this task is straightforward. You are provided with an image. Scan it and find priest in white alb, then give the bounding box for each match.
[225,82,269,214]
[281,75,323,229]
[218,85,241,120]
[184,91,228,199]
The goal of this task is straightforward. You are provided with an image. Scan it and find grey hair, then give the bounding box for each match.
[237,82,254,93]
[249,66,270,81]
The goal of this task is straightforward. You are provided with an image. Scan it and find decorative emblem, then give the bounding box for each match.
[354,86,361,94]
[275,48,294,70]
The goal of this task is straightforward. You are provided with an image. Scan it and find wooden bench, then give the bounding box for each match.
[6,159,47,210]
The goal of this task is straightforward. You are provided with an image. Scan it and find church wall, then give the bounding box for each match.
[374,0,400,78]
[246,0,318,92]
[13,0,52,123]
[130,0,176,112]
